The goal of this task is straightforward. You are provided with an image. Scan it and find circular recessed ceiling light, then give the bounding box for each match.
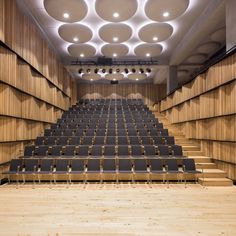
[63,13,70,18]
[163,12,170,17]
[113,53,117,57]
[153,36,158,41]
[146,53,151,57]
[113,12,119,18]
[113,37,118,42]
[90,79,93,81]
[80,53,84,57]
[136,78,139,81]
[73,37,79,42]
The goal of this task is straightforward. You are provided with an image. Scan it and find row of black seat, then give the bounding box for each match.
[4,158,201,184]
[24,145,183,157]
[35,136,175,146]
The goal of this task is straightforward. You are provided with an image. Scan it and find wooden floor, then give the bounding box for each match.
[0,183,236,236]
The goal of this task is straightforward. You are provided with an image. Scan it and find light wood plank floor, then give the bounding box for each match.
[0,183,236,236]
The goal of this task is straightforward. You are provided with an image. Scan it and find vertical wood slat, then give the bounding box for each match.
[77,83,166,106]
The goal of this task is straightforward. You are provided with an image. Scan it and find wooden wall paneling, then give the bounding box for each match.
[0,0,5,42]
[77,83,166,106]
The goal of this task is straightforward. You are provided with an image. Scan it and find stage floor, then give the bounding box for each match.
[0,183,236,236]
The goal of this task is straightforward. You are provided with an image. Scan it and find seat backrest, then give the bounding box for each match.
[144,145,156,156]
[78,145,89,156]
[63,145,75,156]
[9,159,23,172]
[55,159,69,172]
[118,136,128,145]
[103,159,116,171]
[46,137,56,145]
[158,145,170,156]
[165,136,175,145]
[152,137,164,145]
[150,159,163,171]
[83,137,93,145]
[106,136,116,145]
[24,159,38,171]
[118,159,132,171]
[87,159,100,171]
[57,137,68,145]
[51,145,62,156]
[94,137,105,145]
[183,159,196,171]
[104,146,116,156]
[35,146,48,156]
[24,146,35,156]
[134,159,147,171]
[129,137,140,145]
[91,145,103,156]
[118,145,130,156]
[167,159,178,171]
[131,146,143,156]
[35,137,45,146]
[71,159,84,172]
[171,145,183,156]
[70,137,80,145]
[40,159,53,172]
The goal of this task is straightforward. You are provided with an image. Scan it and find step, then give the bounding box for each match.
[181,145,200,151]
[198,178,233,186]
[196,162,217,169]
[189,156,212,163]
[202,169,227,178]
[184,150,204,156]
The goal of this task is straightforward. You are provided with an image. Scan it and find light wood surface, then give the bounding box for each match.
[0,0,78,167]
[77,83,166,106]
[0,184,236,235]
[157,52,236,180]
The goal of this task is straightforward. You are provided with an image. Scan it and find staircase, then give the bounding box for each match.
[152,111,233,187]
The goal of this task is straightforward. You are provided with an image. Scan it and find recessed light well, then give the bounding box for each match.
[90,79,93,81]
[80,53,85,57]
[113,78,116,81]
[113,12,119,18]
[113,37,118,42]
[73,37,79,42]
[113,53,117,57]
[163,12,170,17]
[63,13,70,19]
[153,36,158,42]
[136,78,139,81]
[146,53,150,57]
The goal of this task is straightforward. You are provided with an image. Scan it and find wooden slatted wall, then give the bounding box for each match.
[77,83,166,106]
[159,53,236,180]
[0,0,77,176]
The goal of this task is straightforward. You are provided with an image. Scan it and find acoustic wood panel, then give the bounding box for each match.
[77,83,166,106]
[158,52,236,180]
[0,0,78,169]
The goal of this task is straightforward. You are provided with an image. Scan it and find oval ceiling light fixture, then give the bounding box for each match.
[68,44,96,57]
[145,0,189,22]
[44,0,88,23]
[134,43,163,57]
[99,23,132,43]
[101,44,129,58]
[139,23,173,43]
[95,0,138,22]
[58,24,93,44]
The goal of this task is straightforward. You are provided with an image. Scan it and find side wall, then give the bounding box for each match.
[77,83,166,106]
[0,0,77,178]
[159,52,236,180]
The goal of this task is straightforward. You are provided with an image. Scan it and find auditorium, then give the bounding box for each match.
[0,0,236,235]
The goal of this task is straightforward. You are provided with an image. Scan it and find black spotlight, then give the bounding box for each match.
[78,68,83,74]
[116,68,120,73]
[124,68,129,74]
[131,68,136,73]
[102,68,106,73]
[146,68,151,73]
[94,68,99,74]
[109,68,113,74]
[87,68,91,73]
[139,68,144,74]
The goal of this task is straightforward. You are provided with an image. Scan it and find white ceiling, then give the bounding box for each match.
[18,0,226,84]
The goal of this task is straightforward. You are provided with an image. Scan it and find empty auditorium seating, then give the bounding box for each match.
[4,99,201,184]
